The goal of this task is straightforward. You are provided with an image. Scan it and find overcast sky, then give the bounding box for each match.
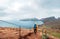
[0,0,60,20]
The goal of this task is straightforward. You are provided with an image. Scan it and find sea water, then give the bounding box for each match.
[19,21,43,28]
[0,20,43,28]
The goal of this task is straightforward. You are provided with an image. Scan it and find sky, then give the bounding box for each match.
[0,0,60,20]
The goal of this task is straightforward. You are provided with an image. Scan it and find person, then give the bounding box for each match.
[36,24,38,33]
[34,24,38,34]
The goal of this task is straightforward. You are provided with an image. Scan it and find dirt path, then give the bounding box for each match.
[20,32,42,39]
[20,32,59,39]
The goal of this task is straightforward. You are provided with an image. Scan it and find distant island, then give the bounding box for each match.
[20,18,40,21]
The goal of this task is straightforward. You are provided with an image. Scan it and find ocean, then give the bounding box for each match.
[0,20,43,28]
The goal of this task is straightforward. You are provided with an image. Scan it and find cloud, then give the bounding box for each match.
[0,0,60,20]
[0,16,13,20]
[0,12,7,17]
[41,0,60,9]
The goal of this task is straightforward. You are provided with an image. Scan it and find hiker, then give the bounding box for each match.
[34,24,38,34]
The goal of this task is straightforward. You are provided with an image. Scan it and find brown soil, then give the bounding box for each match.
[0,27,59,39]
